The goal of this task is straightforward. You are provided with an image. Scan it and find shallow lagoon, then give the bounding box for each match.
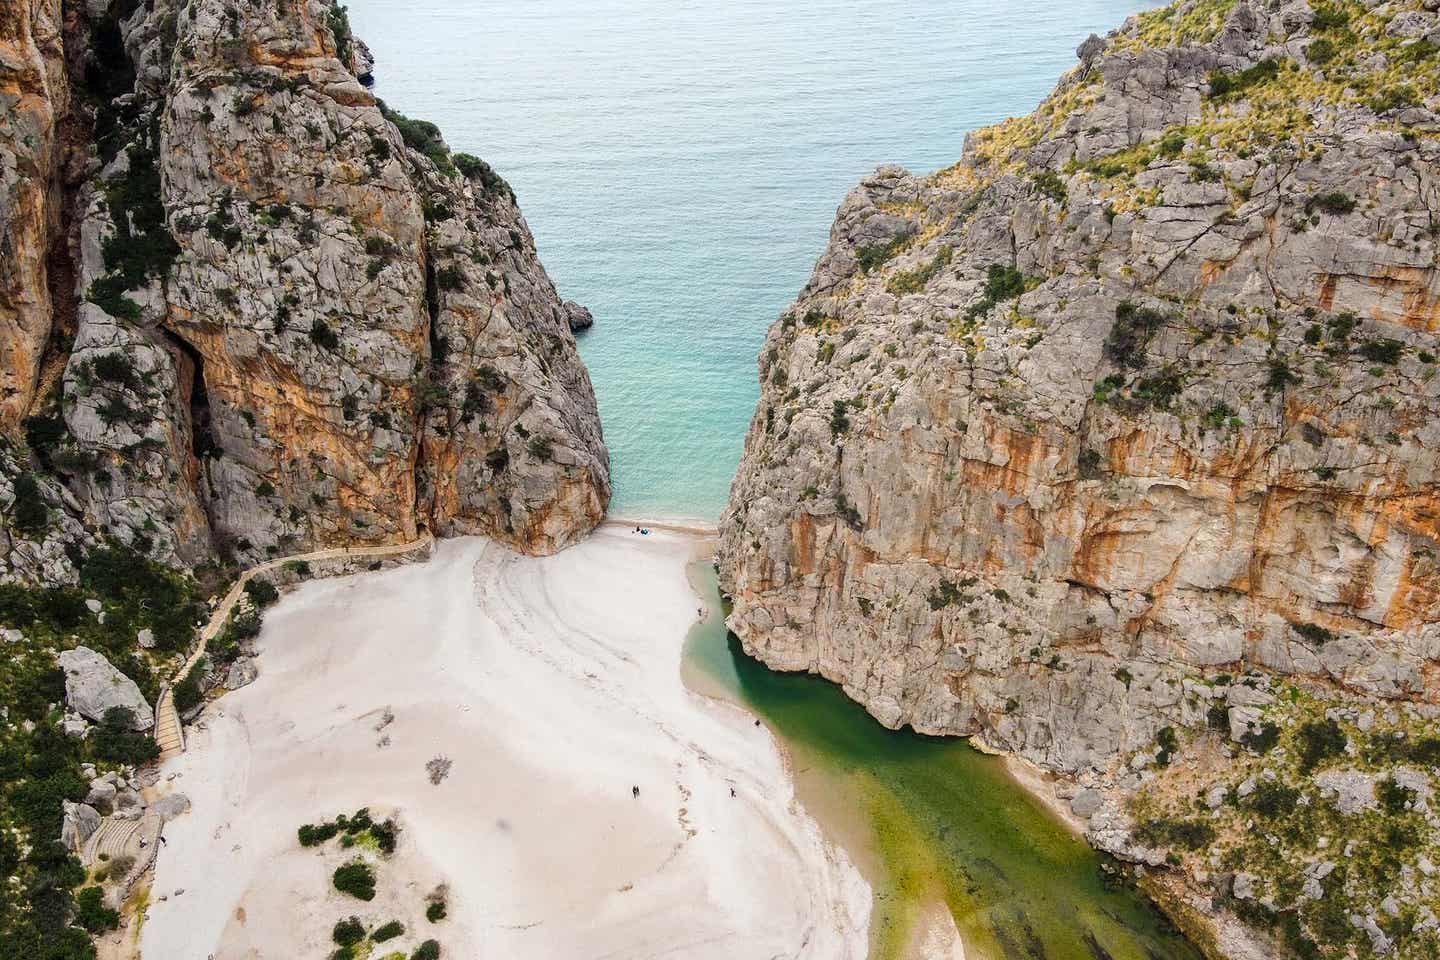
[685,564,1202,960]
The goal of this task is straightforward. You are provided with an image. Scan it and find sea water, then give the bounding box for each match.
[347,0,1161,522]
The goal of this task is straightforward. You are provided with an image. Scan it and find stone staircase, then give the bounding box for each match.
[83,816,143,867]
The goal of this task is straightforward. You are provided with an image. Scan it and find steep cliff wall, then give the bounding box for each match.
[721,1,1439,955]
[1,0,608,581]
[0,0,67,430]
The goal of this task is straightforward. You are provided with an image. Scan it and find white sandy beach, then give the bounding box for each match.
[140,528,869,959]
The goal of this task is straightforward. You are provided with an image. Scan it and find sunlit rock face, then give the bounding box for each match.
[1,0,608,577]
[719,0,1439,776]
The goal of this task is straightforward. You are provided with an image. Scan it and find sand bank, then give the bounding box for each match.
[141,528,868,958]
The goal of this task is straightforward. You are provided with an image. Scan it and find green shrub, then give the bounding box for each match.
[1306,37,1337,64]
[886,246,952,296]
[1104,302,1167,368]
[426,900,447,922]
[1369,85,1418,114]
[453,153,513,200]
[379,101,455,176]
[171,658,208,713]
[1207,59,1278,99]
[855,229,915,273]
[1377,777,1417,815]
[23,412,67,461]
[10,474,49,538]
[370,818,397,855]
[1135,817,1215,851]
[1304,192,1356,216]
[1243,721,1281,754]
[1292,621,1334,645]
[1310,4,1348,30]
[1248,780,1300,817]
[89,708,159,766]
[332,916,365,946]
[1031,170,1067,203]
[74,885,119,932]
[373,920,405,942]
[309,320,340,351]
[332,861,376,901]
[243,578,279,607]
[1357,338,1402,365]
[297,821,340,847]
[1155,726,1179,766]
[829,399,850,438]
[1295,718,1347,773]
[411,940,441,960]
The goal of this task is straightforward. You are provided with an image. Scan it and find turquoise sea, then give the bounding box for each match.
[347,0,1159,522]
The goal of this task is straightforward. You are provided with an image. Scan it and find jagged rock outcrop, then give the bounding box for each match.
[0,0,608,577]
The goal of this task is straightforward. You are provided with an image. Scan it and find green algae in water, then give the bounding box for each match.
[684,564,1202,960]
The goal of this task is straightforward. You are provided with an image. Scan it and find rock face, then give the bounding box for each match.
[56,645,152,728]
[0,0,67,432]
[720,2,1439,773]
[0,0,608,578]
[59,800,99,850]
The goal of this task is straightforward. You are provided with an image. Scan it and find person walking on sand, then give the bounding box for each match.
[632,785,640,799]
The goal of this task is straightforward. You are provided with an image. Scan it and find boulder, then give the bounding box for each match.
[154,792,191,820]
[56,647,153,728]
[564,300,594,333]
[224,657,259,690]
[85,777,118,807]
[60,801,100,850]
[1070,788,1104,819]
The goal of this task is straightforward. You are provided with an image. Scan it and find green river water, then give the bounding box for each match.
[683,564,1203,960]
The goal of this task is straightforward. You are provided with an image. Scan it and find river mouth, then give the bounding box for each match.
[681,562,1203,960]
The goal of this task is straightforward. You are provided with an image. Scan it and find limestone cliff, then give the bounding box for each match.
[720,1,1439,955]
[1,0,608,582]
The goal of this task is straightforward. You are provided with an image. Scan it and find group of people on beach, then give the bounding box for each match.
[632,525,651,535]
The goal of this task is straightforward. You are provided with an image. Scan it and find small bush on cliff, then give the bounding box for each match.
[1206,58,1278,98]
[309,320,341,351]
[1135,816,1214,851]
[453,153,514,200]
[298,820,341,847]
[855,228,915,273]
[1357,338,1403,365]
[1295,718,1347,773]
[379,101,456,176]
[965,264,1028,320]
[9,474,49,538]
[1104,302,1167,368]
[886,246,953,296]
[1304,192,1356,217]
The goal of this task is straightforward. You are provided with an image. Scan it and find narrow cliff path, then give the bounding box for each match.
[154,534,435,759]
